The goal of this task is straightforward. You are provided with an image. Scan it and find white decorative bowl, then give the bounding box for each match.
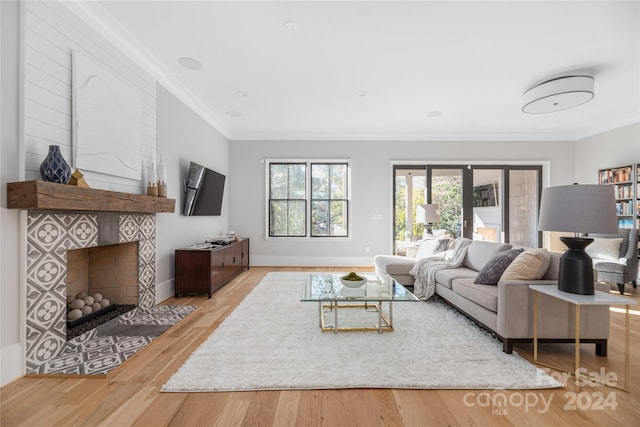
[340,276,367,288]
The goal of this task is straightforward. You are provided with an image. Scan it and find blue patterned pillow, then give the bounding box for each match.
[474,248,525,285]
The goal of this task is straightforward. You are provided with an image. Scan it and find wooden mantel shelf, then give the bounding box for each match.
[7,180,175,213]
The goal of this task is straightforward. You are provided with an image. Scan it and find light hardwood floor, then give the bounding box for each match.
[2,267,639,426]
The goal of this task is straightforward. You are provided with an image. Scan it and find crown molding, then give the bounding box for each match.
[61,0,231,139]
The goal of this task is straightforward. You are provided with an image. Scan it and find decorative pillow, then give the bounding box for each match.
[585,238,623,261]
[474,248,525,285]
[499,248,551,282]
[415,238,450,259]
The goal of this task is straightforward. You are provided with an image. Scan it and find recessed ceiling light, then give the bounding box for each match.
[226,110,242,117]
[236,91,248,98]
[426,111,443,118]
[177,56,202,71]
[357,91,368,97]
[283,21,298,31]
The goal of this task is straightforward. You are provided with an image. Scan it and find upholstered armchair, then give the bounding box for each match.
[588,228,638,294]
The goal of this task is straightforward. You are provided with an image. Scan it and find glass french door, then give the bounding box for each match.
[394,164,542,253]
[426,165,542,246]
[426,166,466,238]
[471,166,505,243]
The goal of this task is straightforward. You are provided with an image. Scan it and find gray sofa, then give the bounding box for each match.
[375,240,610,355]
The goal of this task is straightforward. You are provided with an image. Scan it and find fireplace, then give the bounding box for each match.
[65,242,139,336]
[25,212,157,372]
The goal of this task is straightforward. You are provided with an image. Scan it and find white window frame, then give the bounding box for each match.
[264,159,352,240]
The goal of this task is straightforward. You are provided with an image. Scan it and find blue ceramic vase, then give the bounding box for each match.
[40,145,71,184]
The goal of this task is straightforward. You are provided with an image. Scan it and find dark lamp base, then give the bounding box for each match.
[558,237,595,295]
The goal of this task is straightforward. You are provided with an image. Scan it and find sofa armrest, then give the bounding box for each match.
[497,280,552,338]
[374,255,417,286]
[497,279,610,340]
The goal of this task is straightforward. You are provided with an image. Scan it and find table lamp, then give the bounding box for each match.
[537,184,618,295]
[416,204,441,237]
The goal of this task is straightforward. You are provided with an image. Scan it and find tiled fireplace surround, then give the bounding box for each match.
[25,211,157,372]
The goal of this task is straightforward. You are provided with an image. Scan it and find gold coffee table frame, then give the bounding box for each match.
[302,273,419,334]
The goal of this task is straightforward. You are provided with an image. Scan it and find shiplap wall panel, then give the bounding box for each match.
[25,1,157,194]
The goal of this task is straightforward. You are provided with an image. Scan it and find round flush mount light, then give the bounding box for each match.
[226,110,242,117]
[426,110,443,118]
[522,75,594,114]
[177,56,202,71]
[236,91,248,98]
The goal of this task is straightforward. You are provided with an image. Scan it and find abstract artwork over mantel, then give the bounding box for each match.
[72,51,142,180]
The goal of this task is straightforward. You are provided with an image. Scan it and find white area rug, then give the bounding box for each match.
[162,272,561,392]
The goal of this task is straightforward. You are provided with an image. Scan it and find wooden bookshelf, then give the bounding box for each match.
[6,180,175,213]
[598,164,635,229]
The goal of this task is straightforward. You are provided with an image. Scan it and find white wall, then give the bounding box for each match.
[1,0,24,386]
[155,85,229,302]
[229,140,575,267]
[574,122,640,184]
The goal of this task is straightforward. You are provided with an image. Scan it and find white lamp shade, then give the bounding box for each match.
[416,204,441,224]
[537,184,618,234]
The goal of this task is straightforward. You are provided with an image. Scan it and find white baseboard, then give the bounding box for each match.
[251,255,375,267]
[1,343,24,386]
[156,278,174,304]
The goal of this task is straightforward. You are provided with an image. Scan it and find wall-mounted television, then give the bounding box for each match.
[183,161,226,216]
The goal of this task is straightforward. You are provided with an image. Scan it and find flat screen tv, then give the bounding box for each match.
[183,161,226,216]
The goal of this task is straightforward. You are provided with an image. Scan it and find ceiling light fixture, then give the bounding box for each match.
[426,111,443,118]
[522,75,594,114]
[226,110,242,117]
[236,91,248,98]
[357,91,367,97]
[177,56,203,71]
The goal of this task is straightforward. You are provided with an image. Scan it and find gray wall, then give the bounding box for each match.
[574,122,640,184]
[229,140,575,266]
[155,86,230,302]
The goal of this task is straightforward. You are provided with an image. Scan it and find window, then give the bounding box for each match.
[268,161,350,237]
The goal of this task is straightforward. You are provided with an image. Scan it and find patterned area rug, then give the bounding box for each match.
[34,305,197,375]
[162,272,561,392]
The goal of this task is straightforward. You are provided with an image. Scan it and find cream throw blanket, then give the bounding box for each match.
[409,237,473,300]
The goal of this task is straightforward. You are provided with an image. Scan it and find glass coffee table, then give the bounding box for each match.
[301,273,419,333]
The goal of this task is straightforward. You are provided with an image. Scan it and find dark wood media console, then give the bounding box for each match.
[174,239,249,298]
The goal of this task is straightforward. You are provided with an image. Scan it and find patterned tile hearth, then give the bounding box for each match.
[32,305,197,376]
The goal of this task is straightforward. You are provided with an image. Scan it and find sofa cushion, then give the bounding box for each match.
[463,241,512,271]
[499,248,550,282]
[415,238,450,259]
[474,248,525,285]
[452,278,498,313]
[586,238,622,261]
[541,252,561,280]
[435,267,478,289]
